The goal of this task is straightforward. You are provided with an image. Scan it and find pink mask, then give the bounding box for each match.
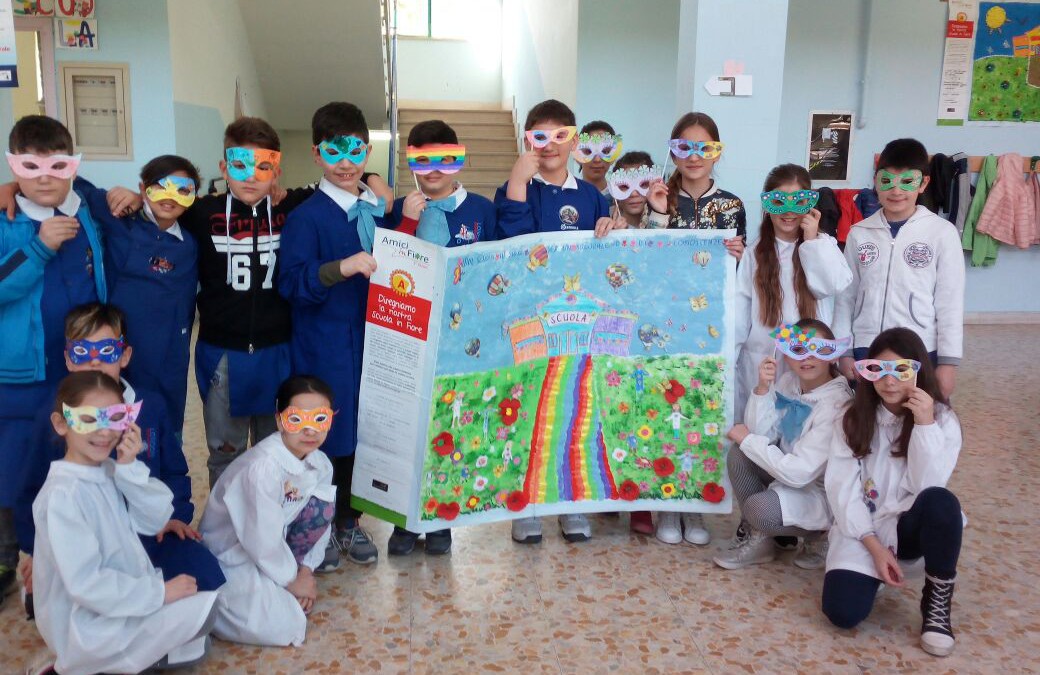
[6,151,82,180]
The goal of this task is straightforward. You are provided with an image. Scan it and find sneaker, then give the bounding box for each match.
[336,522,379,565]
[559,514,591,543]
[387,527,419,556]
[655,512,682,544]
[682,513,711,545]
[920,574,956,657]
[314,537,341,573]
[774,536,799,551]
[511,516,543,544]
[424,529,452,555]
[723,520,750,549]
[630,510,654,535]
[793,537,827,570]
[713,529,776,569]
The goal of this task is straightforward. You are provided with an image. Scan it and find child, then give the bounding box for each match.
[645,112,746,260]
[385,118,496,555]
[716,319,852,570]
[495,98,617,240]
[85,155,201,434]
[0,115,107,600]
[200,375,336,647]
[34,371,218,673]
[14,303,225,614]
[573,120,621,195]
[823,327,963,658]
[278,102,385,566]
[834,139,965,399]
[607,151,656,230]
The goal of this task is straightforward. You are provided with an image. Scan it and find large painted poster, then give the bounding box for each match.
[352,229,736,533]
[969,1,1040,122]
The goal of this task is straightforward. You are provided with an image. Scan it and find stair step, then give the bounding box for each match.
[399,108,513,126]
[399,121,515,141]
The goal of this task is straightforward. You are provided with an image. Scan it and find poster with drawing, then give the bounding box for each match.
[352,229,736,533]
[969,1,1040,123]
[807,111,853,184]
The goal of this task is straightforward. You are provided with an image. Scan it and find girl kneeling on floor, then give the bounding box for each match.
[823,327,963,657]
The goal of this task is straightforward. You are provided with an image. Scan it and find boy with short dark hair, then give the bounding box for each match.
[278,101,386,566]
[495,99,616,240]
[835,138,965,398]
[574,119,621,195]
[0,115,108,602]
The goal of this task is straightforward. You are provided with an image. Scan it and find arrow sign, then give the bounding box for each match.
[704,74,752,97]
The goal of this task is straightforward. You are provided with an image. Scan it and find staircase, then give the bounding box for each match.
[396,106,518,199]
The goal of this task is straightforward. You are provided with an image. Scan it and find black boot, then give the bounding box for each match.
[387,526,420,556]
[424,529,452,555]
[920,573,956,657]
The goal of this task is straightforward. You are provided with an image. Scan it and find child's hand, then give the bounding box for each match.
[903,387,935,425]
[17,555,32,594]
[402,191,426,220]
[838,355,856,381]
[163,574,198,604]
[0,181,19,219]
[38,216,80,251]
[157,519,202,543]
[363,173,394,211]
[593,216,626,238]
[756,356,777,393]
[107,187,142,217]
[270,182,288,207]
[871,546,904,587]
[724,235,745,261]
[339,252,377,279]
[935,364,956,399]
[114,422,142,464]
[726,423,750,444]
[646,181,668,214]
[510,151,540,185]
[800,207,821,240]
[287,565,317,612]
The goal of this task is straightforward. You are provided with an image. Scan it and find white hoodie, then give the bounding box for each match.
[833,206,965,364]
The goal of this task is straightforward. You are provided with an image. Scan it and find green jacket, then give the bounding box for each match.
[961,154,999,267]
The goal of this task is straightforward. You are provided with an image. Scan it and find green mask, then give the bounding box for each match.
[877,169,923,192]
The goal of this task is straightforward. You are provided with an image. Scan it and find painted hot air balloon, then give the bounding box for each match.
[449,302,462,330]
[464,338,481,357]
[487,273,510,296]
[527,244,549,271]
[693,250,712,268]
[605,263,633,291]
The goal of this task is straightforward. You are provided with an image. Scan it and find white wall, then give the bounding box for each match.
[779,0,1040,314]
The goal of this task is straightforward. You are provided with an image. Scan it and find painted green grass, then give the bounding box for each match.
[969,56,1040,122]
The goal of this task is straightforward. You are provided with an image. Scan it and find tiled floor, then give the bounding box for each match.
[4,324,1039,674]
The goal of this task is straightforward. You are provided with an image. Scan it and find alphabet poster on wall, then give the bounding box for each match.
[0,2,17,87]
[55,18,97,49]
[351,229,736,533]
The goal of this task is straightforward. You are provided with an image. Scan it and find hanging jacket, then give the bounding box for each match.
[856,188,881,219]
[961,155,1000,267]
[976,153,1037,249]
[834,189,864,244]
[815,187,841,239]
[949,153,972,234]
[1031,166,1040,245]
[920,153,956,219]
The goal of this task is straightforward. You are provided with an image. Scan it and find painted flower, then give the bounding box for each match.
[653,457,676,477]
[506,490,529,512]
[636,425,653,440]
[618,480,640,501]
[450,449,464,464]
[646,408,659,421]
[678,471,689,482]
[466,495,480,509]
[704,423,719,436]
[660,379,687,404]
[702,482,726,503]
[496,491,508,503]
[618,402,630,414]
[635,457,652,469]
[499,398,521,425]
[520,410,529,421]
[511,383,524,399]
[453,485,463,496]
[639,481,650,491]
[662,443,676,456]
[707,399,719,411]
[702,457,718,473]
[476,455,488,468]
[470,437,481,449]
[461,410,474,425]
[441,390,457,404]
[660,483,677,498]
[474,476,488,491]
[437,472,447,483]
[496,426,508,441]
[436,501,461,520]
[686,431,702,445]
[432,431,455,456]
[493,465,506,477]
[617,431,629,440]
[482,386,498,402]
[424,498,438,513]
[512,456,521,466]
[612,447,627,462]
[689,379,702,390]
[717,361,725,371]
[606,370,622,387]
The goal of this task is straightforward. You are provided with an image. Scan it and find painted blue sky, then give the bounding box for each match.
[974,2,1040,59]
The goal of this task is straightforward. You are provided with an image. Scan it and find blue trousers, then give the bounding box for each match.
[139,533,226,592]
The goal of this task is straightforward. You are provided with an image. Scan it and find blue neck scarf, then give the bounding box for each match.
[348,197,385,253]
[775,391,813,446]
[416,192,461,246]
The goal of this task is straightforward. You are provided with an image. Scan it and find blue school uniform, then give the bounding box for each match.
[388,185,496,247]
[493,172,610,239]
[0,191,105,507]
[277,180,384,458]
[13,379,225,591]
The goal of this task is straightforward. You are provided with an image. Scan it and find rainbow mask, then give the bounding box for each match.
[225,147,281,182]
[854,359,922,382]
[573,133,622,164]
[6,152,82,180]
[407,144,466,175]
[668,140,724,160]
[761,189,820,215]
[607,165,660,200]
[317,136,368,166]
[876,169,923,192]
[145,175,196,208]
[525,126,577,149]
[279,406,334,434]
[66,337,127,365]
[62,401,142,434]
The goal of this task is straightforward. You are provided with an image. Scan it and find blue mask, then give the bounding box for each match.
[224,147,281,182]
[318,135,368,165]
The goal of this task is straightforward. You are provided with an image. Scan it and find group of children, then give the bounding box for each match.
[0,95,967,671]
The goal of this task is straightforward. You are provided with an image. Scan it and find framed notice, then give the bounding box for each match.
[806,111,853,184]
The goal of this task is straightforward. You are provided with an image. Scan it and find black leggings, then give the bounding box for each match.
[332,454,362,526]
[822,487,962,629]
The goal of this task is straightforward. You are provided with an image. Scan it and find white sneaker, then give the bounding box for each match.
[655,511,682,544]
[682,513,711,545]
[712,530,776,569]
[511,516,543,544]
[793,537,828,570]
[559,513,591,542]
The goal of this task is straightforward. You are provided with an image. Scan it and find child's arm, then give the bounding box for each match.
[277,211,376,307]
[112,458,176,537]
[824,419,876,543]
[833,231,862,379]
[363,173,394,214]
[933,227,965,395]
[223,466,300,588]
[0,218,63,304]
[495,153,540,238]
[732,244,754,357]
[902,405,961,496]
[741,399,842,489]
[152,402,196,529]
[743,359,780,437]
[797,218,853,299]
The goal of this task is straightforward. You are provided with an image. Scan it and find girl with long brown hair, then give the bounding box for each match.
[823,328,963,658]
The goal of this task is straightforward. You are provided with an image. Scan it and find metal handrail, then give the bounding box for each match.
[381,0,399,189]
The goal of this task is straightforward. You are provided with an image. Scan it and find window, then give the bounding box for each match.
[396,0,499,40]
